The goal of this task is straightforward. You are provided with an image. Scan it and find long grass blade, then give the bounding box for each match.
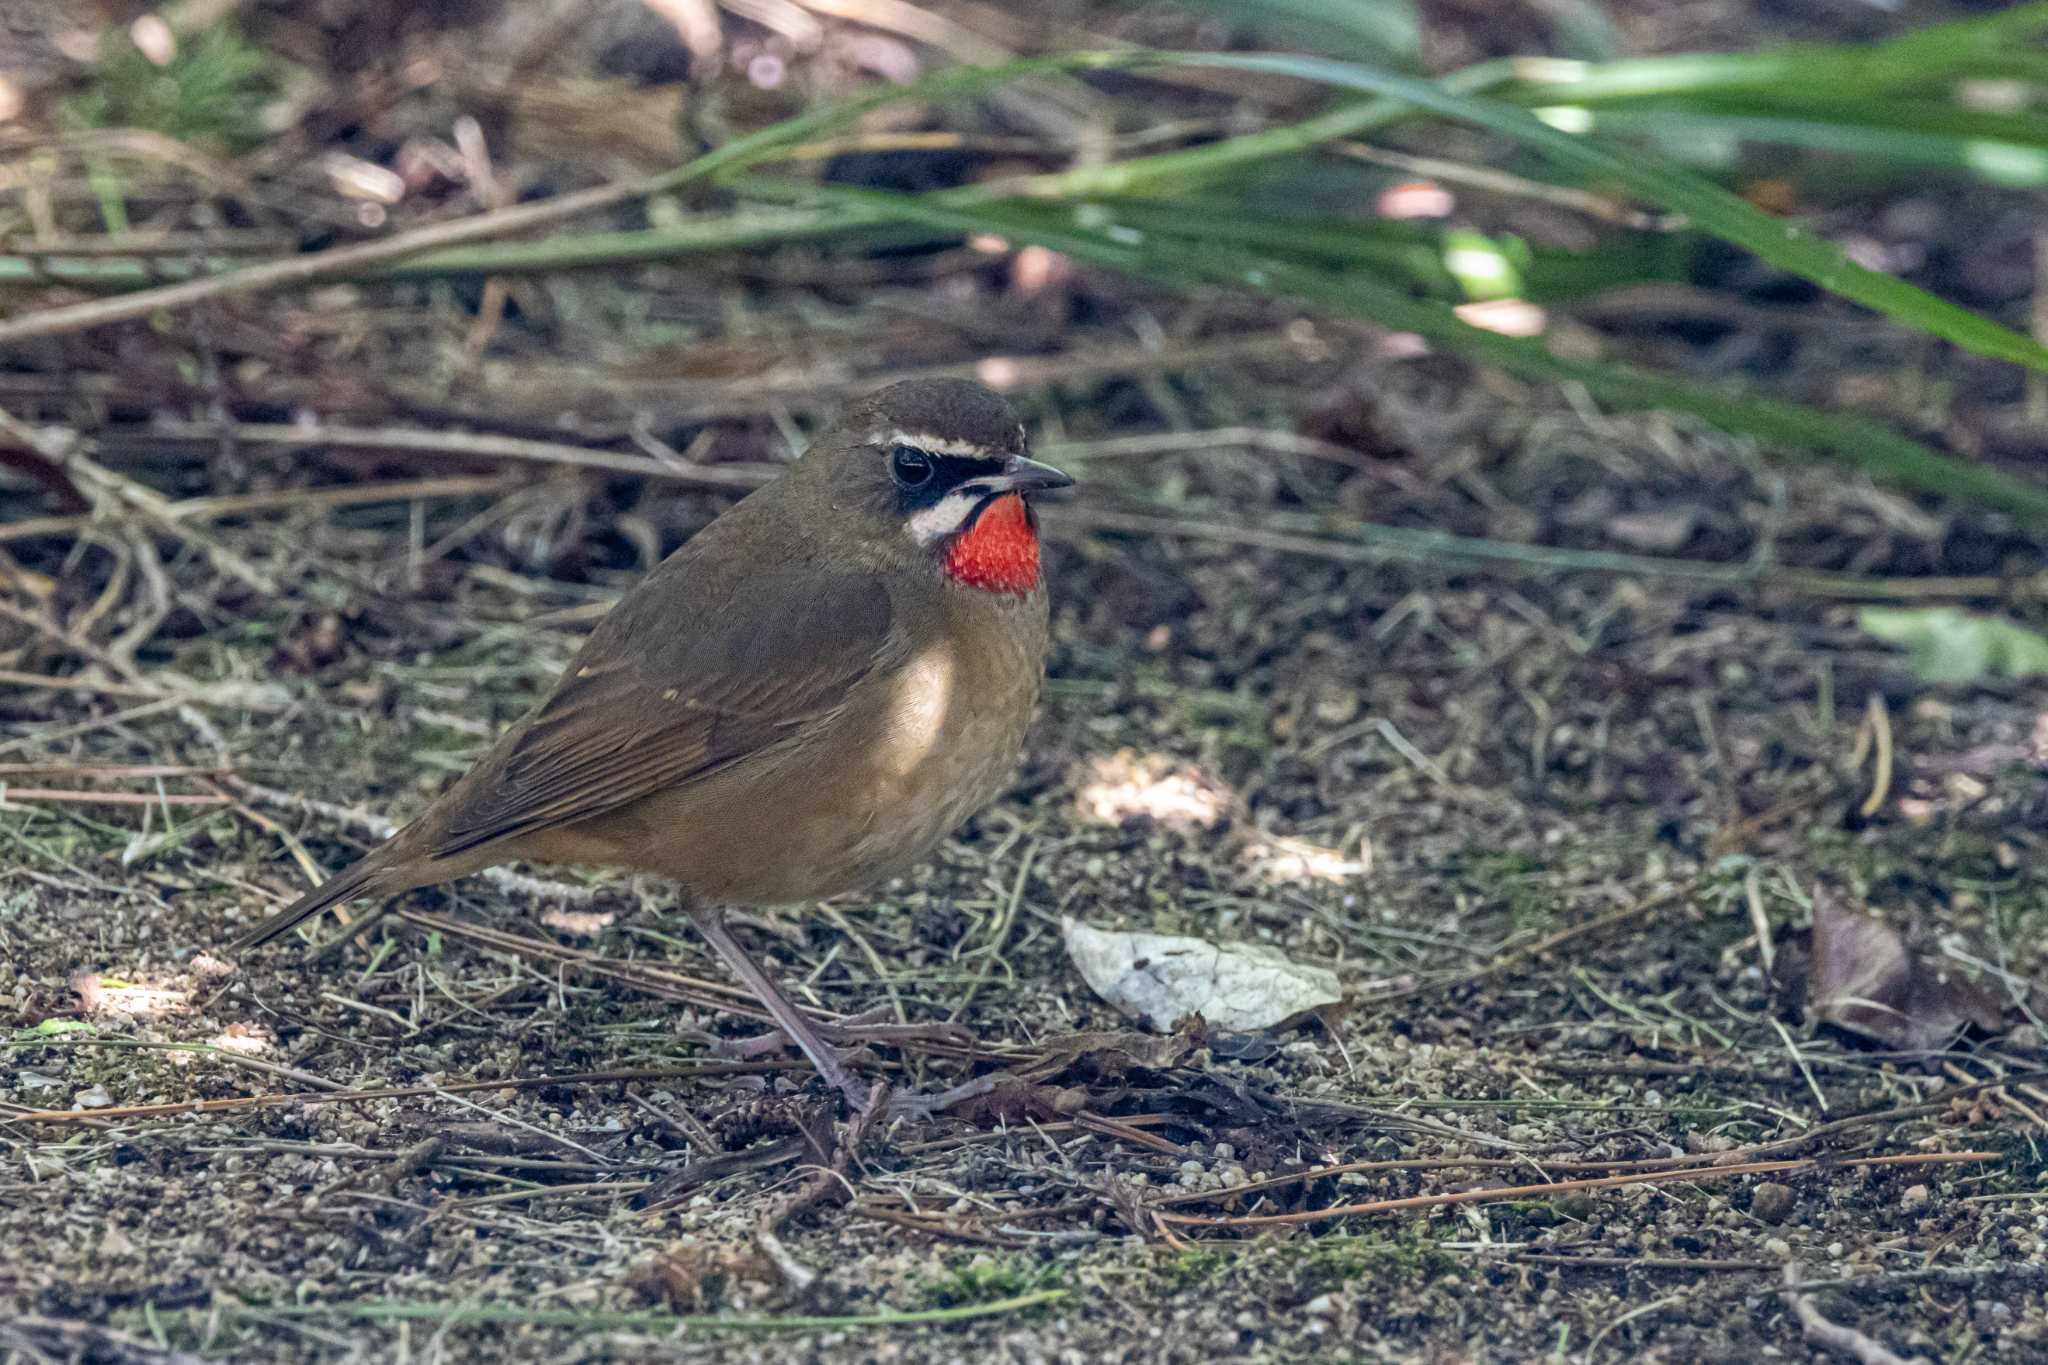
[788,183,2048,528]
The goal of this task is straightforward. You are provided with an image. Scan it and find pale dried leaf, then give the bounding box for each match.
[1061,917,1342,1033]
[540,908,617,937]
[1605,507,1698,552]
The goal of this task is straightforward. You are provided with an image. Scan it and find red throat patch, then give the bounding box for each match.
[943,493,1040,595]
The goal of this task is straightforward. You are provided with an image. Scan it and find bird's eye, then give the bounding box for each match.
[890,445,935,488]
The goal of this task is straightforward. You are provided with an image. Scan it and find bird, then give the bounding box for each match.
[224,377,1071,1113]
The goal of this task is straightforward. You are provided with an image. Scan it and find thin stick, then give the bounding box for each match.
[128,422,772,488]
[0,788,228,807]
[6,1064,775,1125]
[1781,1261,1913,1365]
[0,474,523,546]
[0,173,682,344]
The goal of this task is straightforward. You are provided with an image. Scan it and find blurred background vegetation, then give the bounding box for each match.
[4,2,2047,612]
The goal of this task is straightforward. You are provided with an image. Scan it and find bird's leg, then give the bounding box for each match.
[687,902,877,1115]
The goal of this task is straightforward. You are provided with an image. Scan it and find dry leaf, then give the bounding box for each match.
[1061,917,1342,1034]
[1808,894,2004,1051]
[1605,507,1698,552]
[540,908,616,936]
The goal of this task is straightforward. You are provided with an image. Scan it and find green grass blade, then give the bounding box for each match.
[990,198,1690,302]
[1148,50,2048,374]
[1174,0,1421,66]
[779,182,2048,528]
[1502,3,2048,103]
[1564,107,2048,188]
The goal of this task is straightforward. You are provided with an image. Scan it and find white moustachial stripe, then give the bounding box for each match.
[903,486,990,545]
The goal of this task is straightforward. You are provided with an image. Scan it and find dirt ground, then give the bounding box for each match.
[4,3,2048,1363]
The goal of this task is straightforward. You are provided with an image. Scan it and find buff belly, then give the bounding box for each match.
[536,586,1046,906]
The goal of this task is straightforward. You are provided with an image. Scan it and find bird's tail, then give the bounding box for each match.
[225,856,391,955]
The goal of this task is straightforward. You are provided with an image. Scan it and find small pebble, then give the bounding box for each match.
[1555,1193,1599,1221]
[1750,1182,1795,1224]
[1303,1293,1340,1318]
[1899,1184,1931,1211]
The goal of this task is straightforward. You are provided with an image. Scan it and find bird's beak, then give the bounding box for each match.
[992,455,1074,494]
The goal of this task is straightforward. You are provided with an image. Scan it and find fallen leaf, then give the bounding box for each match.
[1858,606,2048,683]
[1019,1026,1206,1082]
[1605,508,1698,552]
[1807,894,2005,1051]
[540,908,616,936]
[73,972,190,1018]
[1062,917,1342,1034]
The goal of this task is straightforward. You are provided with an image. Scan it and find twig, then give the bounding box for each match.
[0,474,524,546]
[1781,1261,1913,1365]
[129,421,773,489]
[7,1064,775,1125]
[0,787,228,807]
[0,170,689,344]
[0,668,166,699]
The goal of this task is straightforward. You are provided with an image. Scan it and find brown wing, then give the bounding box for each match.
[429,569,895,857]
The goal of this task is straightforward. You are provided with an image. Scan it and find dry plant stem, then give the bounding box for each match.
[129,422,773,488]
[0,668,165,699]
[0,170,681,345]
[0,474,524,547]
[0,788,227,807]
[1781,1261,1914,1365]
[8,1065,778,1126]
[0,1318,206,1365]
